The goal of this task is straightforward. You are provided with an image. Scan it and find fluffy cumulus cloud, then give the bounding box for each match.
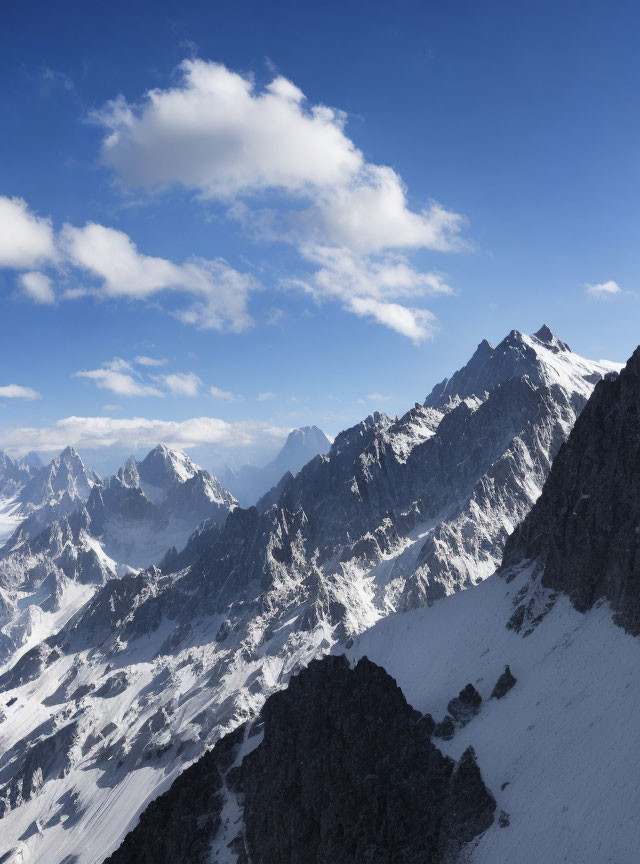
[0,384,41,400]
[293,166,465,255]
[61,223,256,331]
[0,197,56,269]
[0,415,290,455]
[90,59,467,340]
[585,280,622,299]
[0,196,256,332]
[93,60,362,198]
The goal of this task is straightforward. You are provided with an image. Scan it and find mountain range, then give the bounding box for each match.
[0,325,628,863]
[106,343,640,863]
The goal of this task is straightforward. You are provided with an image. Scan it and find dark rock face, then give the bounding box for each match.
[239,655,454,864]
[447,683,482,727]
[491,666,516,700]
[503,346,640,634]
[107,656,495,864]
[433,715,456,741]
[103,725,245,864]
[438,746,497,859]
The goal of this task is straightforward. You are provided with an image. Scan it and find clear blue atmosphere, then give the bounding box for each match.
[1,0,638,472]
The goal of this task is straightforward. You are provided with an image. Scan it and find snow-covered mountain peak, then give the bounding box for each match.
[425,325,622,410]
[22,446,99,506]
[531,323,570,352]
[137,443,198,489]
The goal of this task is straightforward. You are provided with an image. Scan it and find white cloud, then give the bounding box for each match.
[135,355,167,367]
[20,271,55,304]
[93,59,362,198]
[586,280,622,299]
[61,222,256,331]
[0,197,56,269]
[349,297,438,342]
[74,359,163,397]
[289,246,447,342]
[0,384,41,400]
[210,385,243,402]
[294,165,466,254]
[160,372,202,396]
[257,391,277,401]
[301,245,453,302]
[365,392,389,401]
[0,415,290,455]
[0,60,467,344]
[88,59,467,341]
[92,61,465,255]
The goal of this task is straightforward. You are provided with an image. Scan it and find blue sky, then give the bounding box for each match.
[1,0,638,473]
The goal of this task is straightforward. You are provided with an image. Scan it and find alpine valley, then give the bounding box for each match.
[0,326,633,864]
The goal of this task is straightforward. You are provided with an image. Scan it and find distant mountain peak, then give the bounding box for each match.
[137,443,198,487]
[222,425,332,507]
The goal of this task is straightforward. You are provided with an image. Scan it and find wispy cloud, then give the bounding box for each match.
[135,355,167,367]
[585,280,622,299]
[0,384,41,400]
[74,359,163,397]
[210,385,243,402]
[19,271,55,305]
[257,391,277,402]
[159,372,202,396]
[0,415,289,455]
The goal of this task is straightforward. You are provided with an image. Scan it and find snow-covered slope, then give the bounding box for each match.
[0,327,622,863]
[0,447,99,545]
[222,425,332,507]
[346,565,640,863]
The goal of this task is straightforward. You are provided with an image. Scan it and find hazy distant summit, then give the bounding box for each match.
[222,425,331,506]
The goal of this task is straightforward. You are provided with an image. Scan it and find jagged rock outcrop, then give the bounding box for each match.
[106,655,495,864]
[490,665,516,699]
[0,720,79,816]
[503,345,640,633]
[447,682,482,727]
